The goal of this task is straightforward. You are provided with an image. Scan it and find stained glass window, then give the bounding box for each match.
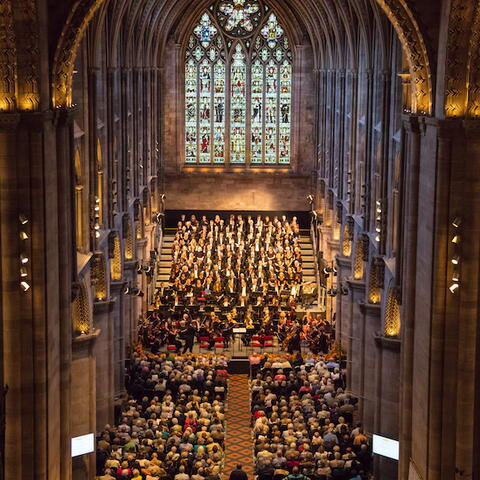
[185,6,292,166]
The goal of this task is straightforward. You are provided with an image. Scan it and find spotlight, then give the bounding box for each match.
[20,267,28,278]
[452,217,462,228]
[375,227,381,233]
[451,235,460,244]
[307,194,314,203]
[451,255,460,265]
[20,231,29,240]
[20,281,30,292]
[449,283,459,293]
[376,207,382,214]
[136,265,143,274]
[452,269,460,282]
[142,266,152,274]
[19,214,29,225]
[376,200,381,206]
[95,231,100,239]
[375,235,380,242]
[20,254,29,264]
[332,267,337,275]
[123,286,130,295]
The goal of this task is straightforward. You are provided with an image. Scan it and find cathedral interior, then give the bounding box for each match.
[0,0,479,479]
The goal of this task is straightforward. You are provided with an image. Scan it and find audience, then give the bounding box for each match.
[96,351,228,480]
[251,355,370,480]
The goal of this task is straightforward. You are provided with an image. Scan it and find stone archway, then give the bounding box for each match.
[373,0,432,115]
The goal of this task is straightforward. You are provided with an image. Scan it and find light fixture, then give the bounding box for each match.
[451,255,460,265]
[376,227,381,233]
[452,269,460,282]
[20,267,28,278]
[376,207,382,213]
[449,283,459,293]
[452,217,462,228]
[375,235,380,242]
[20,254,29,264]
[20,281,30,292]
[95,231,100,239]
[20,231,29,240]
[451,235,460,244]
[19,214,29,225]
[376,200,381,206]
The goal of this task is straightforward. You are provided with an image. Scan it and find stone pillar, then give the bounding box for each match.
[359,302,381,433]
[110,281,126,399]
[335,255,352,345]
[345,279,365,393]
[374,335,401,480]
[398,116,420,480]
[93,299,116,429]
[71,331,100,480]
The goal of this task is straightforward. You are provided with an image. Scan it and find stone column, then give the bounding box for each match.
[71,331,100,480]
[110,281,127,399]
[398,115,420,480]
[335,255,352,345]
[359,302,381,433]
[374,335,401,480]
[93,299,116,428]
[345,279,365,393]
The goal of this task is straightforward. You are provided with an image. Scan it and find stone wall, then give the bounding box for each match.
[165,173,312,211]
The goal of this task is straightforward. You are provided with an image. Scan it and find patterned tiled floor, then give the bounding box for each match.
[224,374,254,479]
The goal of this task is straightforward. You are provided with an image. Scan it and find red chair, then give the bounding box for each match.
[199,336,210,349]
[263,335,274,348]
[214,336,225,350]
[251,335,263,348]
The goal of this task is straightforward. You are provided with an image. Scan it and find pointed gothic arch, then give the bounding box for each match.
[183,3,293,166]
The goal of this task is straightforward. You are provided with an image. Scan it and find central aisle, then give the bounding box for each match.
[224,374,254,479]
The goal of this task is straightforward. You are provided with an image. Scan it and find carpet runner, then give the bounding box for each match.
[224,374,254,479]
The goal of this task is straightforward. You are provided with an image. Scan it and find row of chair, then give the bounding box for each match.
[166,335,276,352]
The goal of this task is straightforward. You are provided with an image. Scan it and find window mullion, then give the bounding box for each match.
[246,55,251,168]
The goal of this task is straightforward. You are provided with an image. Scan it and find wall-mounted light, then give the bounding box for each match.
[452,217,462,228]
[451,235,460,244]
[20,281,30,292]
[19,214,29,225]
[451,255,460,265]
[20,254,29,264]
[20,267,28,278]
[449,283,459,294]
[20,231,29,240]
[452,269,460,282]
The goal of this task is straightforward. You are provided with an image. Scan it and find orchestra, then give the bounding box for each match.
[144,214,334,354]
